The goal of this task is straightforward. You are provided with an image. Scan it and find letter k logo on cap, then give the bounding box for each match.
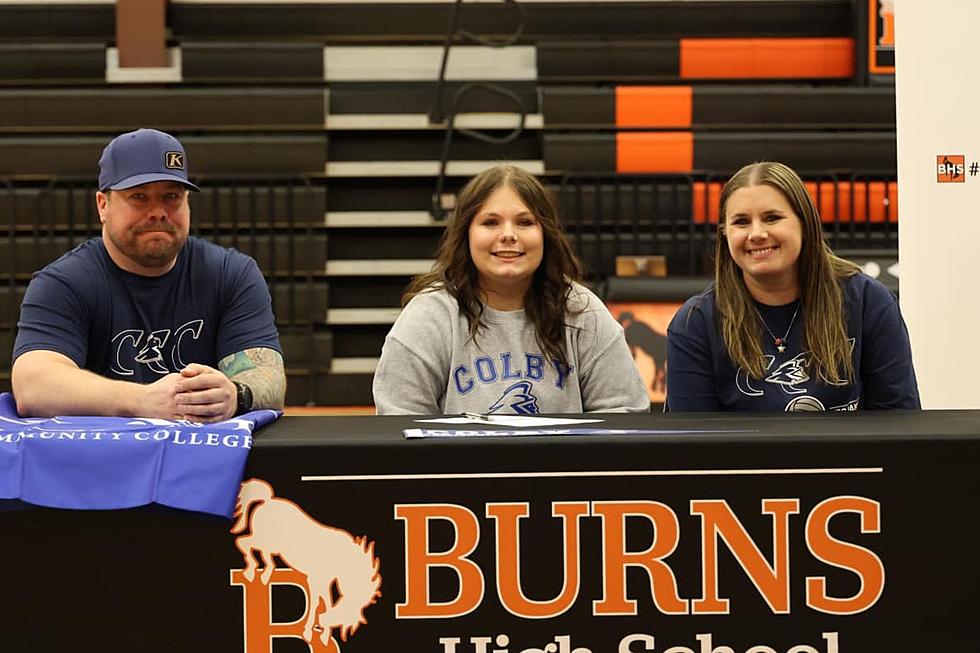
[166,152,184,170]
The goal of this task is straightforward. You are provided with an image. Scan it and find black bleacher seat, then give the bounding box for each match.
[327,277,407,309]
[280,329,333,369]
[604,276,712,303]
[271,283,330,326]
[539,42,680,83]
[693,133,896,172]
[0,184,99,230]
[0,88,326,132]
[0,235,91,279]
[571,231,714,280]
[211,233,328,276]
[0,135,328,177]
[181,42,325,82]
[330,324,392,359]
[326,177,443,212]
[327,130,539,163]
[0,237,331,291]
[0,285,25,328]
[555,177,700,228]
[280,328,334,406]
[0,44,104,84]
[541,86,896,130]
[192,183,326,230]
[0,5,112,41]
[544,132,897,174]
[178,135,329,176]
[329,81,539,116]
[693,87,895,130]
[327,228,438,261]
[169,1,849,42]
[316,373,374,406]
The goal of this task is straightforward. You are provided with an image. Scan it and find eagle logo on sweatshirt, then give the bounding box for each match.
[488,381,540,415]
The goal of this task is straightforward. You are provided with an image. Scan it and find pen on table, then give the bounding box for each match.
[462,411,491,422]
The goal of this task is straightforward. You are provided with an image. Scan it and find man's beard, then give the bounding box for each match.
[108,223,187,269]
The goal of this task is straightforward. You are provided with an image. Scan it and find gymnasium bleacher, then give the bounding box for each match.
[0,0,898,407]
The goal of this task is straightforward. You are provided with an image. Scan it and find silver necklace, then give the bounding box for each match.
[757,303,800,354]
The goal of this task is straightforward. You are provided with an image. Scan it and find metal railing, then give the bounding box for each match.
[428,0,528,220]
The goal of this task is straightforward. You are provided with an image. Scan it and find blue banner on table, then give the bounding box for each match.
[0,393,279,517]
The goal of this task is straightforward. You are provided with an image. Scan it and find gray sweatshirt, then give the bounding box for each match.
[373,283,649,415]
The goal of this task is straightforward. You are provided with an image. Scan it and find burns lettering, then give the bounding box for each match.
[395,497,884,620]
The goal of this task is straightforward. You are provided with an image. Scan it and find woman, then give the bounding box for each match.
[373,165,649,415]
[666,161,919,411]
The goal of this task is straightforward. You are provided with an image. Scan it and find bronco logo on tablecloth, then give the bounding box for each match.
[230,478,382,653]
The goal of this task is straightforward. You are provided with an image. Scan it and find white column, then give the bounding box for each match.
[895,0,980,408]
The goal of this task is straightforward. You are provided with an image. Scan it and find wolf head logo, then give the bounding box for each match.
[489,381,540,415]
[764,352,811,395]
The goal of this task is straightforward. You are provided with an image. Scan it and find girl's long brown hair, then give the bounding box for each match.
[403,165,584,367]
[715,162,860,381]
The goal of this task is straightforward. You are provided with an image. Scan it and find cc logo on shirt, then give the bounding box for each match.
[110,319,204,376]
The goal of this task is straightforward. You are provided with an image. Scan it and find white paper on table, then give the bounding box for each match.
[404,425,754,439]
[415,415,602,427]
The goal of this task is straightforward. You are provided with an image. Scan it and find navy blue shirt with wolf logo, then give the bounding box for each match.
[665,273,920,412]
[14,237,281,382]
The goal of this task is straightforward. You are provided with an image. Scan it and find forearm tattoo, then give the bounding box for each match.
[219,348,286,410]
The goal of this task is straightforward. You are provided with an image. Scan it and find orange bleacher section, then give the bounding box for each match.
[692,181,898,224]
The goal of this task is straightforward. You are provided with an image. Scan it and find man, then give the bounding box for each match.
[11,128,285,421]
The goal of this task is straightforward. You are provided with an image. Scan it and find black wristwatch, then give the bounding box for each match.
[233,381,253,415]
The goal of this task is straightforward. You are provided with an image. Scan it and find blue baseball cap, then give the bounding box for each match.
[98,128,201,192]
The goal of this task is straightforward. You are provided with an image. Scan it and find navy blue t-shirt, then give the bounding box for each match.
[665,273,920,412]
[13,237,281,383]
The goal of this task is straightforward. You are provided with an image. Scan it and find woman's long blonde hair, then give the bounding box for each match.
[715,162,860,381]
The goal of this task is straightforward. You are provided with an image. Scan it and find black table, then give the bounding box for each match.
[5,411,979,652]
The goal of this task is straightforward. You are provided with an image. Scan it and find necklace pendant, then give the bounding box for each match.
[777,343,786,353]
[774,337,786,353]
